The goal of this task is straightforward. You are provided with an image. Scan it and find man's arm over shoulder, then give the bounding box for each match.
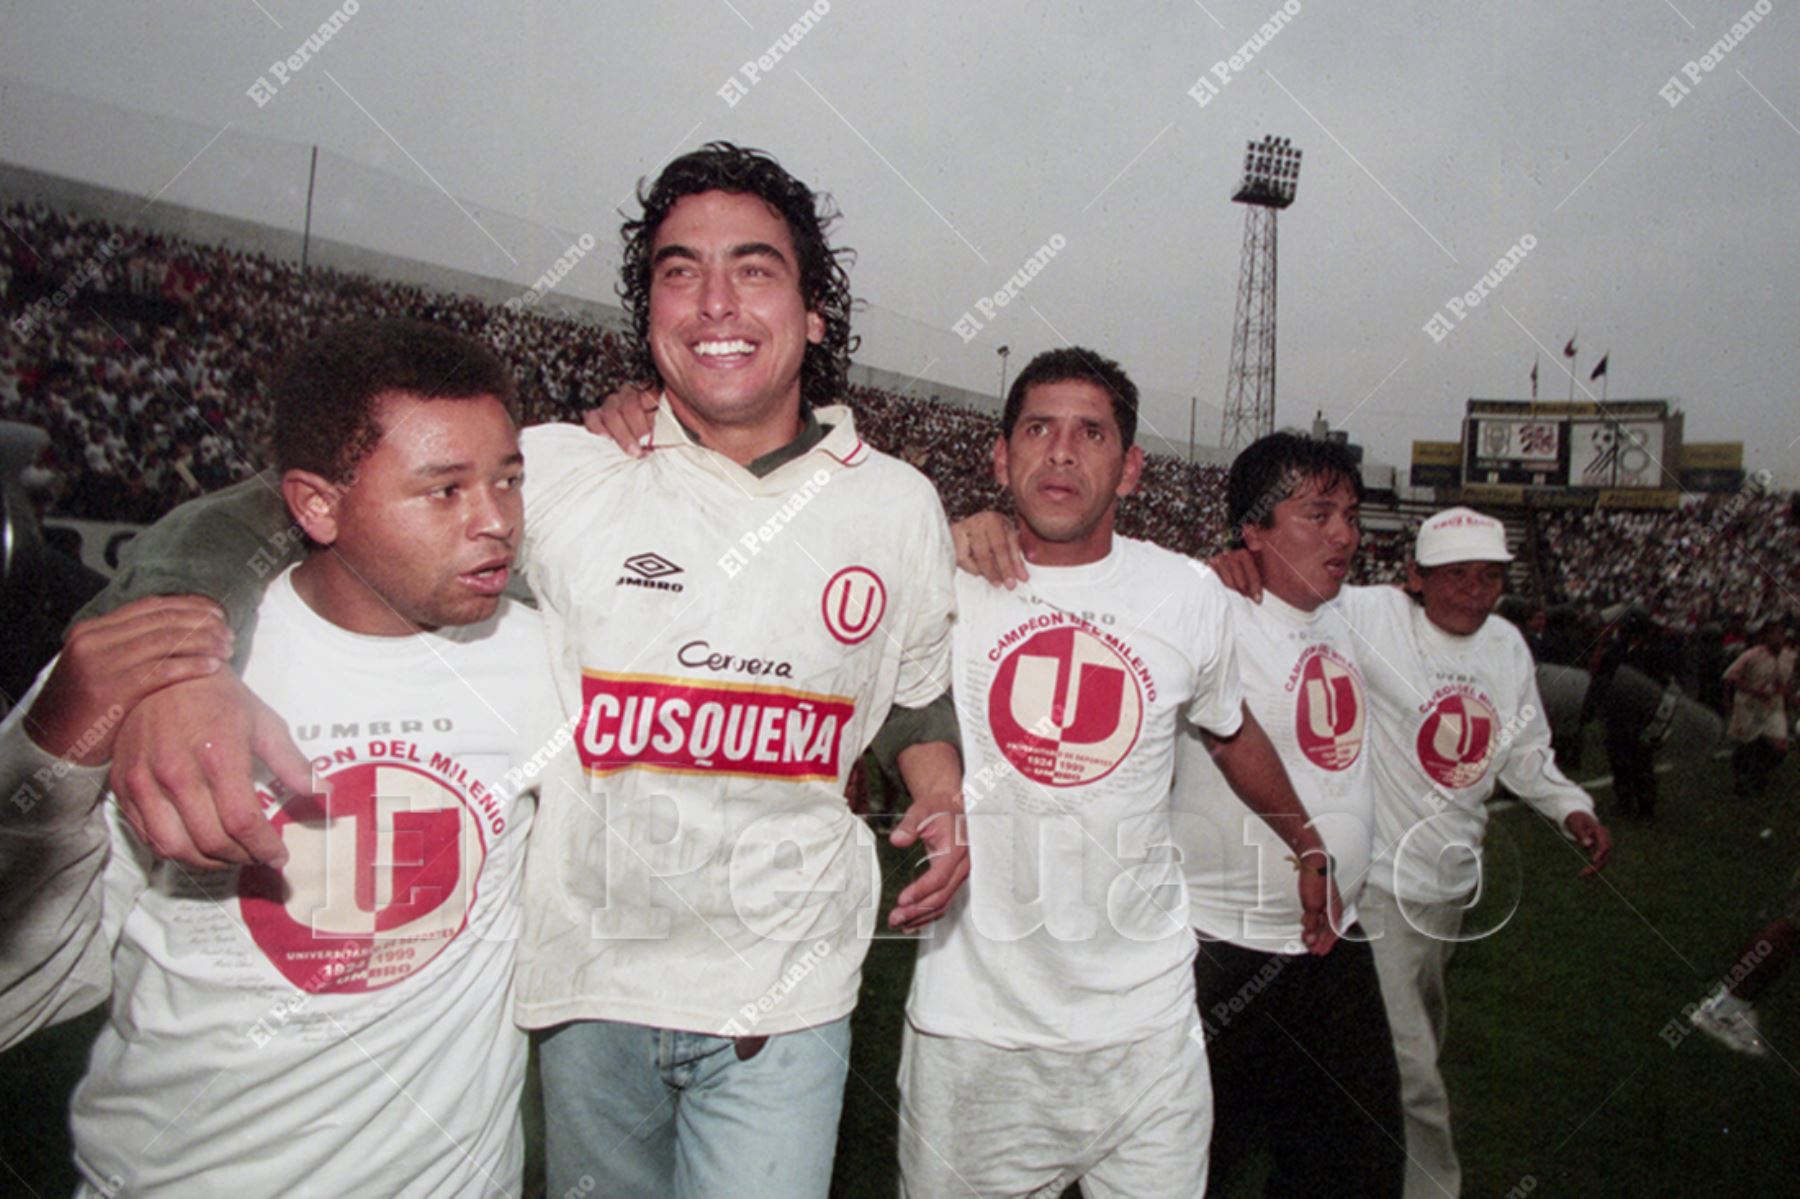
[518,422,634,561]
[517,421,643,598]
[1331,580,1409,629]
[0,682,119,1050]
[76,470,294,636]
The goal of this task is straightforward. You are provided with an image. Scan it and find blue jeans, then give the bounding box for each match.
[538,1016,852,1199]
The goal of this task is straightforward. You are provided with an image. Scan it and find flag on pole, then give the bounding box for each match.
[1590,354,1609,381]
[1563,335,1578,358]
[1530,358,1539,399]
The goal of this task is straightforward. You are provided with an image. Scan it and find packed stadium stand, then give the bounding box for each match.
[4,201,1793,631]
[1536,499,1799,630]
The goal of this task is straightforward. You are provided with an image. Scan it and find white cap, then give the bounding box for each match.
[1414,507,1513,567]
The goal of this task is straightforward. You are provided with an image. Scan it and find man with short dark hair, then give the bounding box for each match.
[1173,430,1404,1196]
[2,319,562,1197]
[994,345,1140,446]
[908,352,1335,1196]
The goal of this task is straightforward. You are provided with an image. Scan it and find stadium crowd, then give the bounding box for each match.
[848,380,1423,576]
[1538,498,1800,632]
[2,202,630,523]
[0,201,1789,626]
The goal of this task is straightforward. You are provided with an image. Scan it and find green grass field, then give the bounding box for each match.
[5,745,1797,1198]
[830,743,1800,1197]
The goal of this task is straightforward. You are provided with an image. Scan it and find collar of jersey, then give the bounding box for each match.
[649,399,868,492]
[1019,537,1125,590]
[1258,587,1326,627]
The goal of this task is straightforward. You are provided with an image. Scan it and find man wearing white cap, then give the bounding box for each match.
[1342,507,1611,1198]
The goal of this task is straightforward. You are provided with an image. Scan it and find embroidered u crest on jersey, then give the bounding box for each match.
[821,566,887,645]
[987,623,1144,790]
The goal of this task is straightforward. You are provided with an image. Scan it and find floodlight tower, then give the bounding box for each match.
[1220,135,1302,454]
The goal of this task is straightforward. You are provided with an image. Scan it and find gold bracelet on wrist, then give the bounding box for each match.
[1286,850,1335,878]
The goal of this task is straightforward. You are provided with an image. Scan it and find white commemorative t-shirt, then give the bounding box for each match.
[1174,589,1373,950]
[514,408,956,1036]
[1336,585,1592,905]
[906,539,1244,1050]
[69,567,561,1199]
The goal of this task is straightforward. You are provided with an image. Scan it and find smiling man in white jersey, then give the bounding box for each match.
[902,349,1338,1197]
[65,143,968,1199]
[1171,430,1404,1197]
[1210,505,1613,1199]
[0,319,562,1197]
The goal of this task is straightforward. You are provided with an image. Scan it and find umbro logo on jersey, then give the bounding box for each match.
[625,552,682,579]
[618,552,686,593]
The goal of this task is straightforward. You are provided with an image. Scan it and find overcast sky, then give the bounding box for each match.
[3,0,1797,483]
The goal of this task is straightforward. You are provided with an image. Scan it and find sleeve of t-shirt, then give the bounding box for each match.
[1722,649,1752,686]
[72,469,293,638]
[506,605,578,798]
[1332,584,1415,690]
[1333,582,1410,629]
[1496,634,1594,825]
[867,691,961,780]
[0,665,124,1050]
[1181,566,1246,738]
[890,486,957,711]
[519,422,634,586]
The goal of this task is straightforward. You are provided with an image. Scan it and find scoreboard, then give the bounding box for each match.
[1409,400,1736,507]
[1465,413,1566,486]
[1448,400,1689,506]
